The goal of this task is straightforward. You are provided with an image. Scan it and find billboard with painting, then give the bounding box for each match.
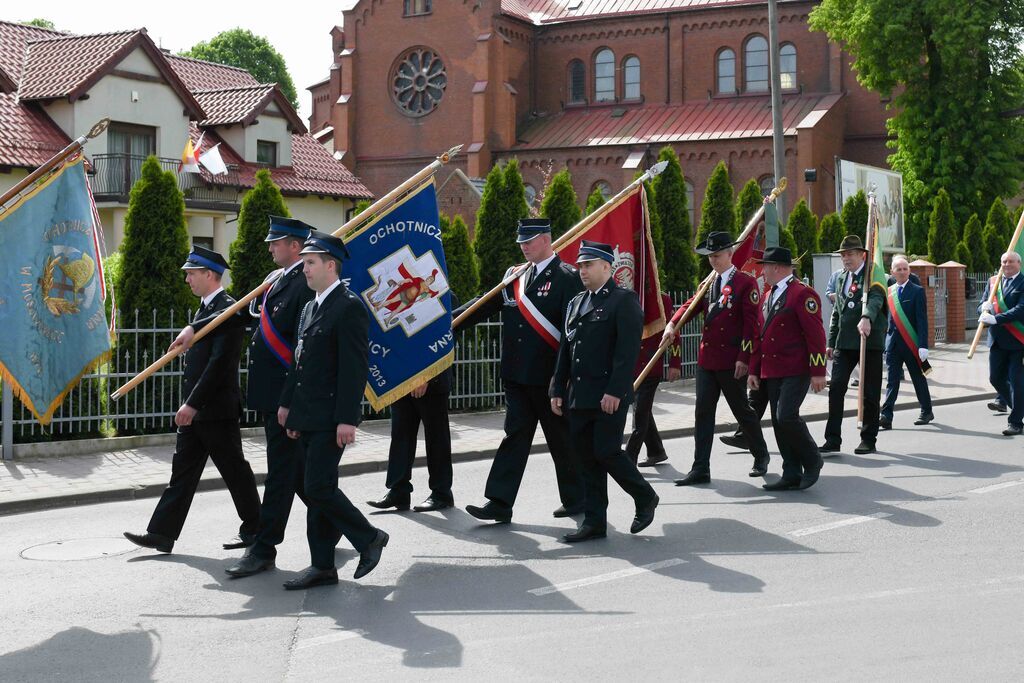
[835,159,905,252]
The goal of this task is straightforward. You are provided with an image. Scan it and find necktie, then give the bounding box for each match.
[526,264,536,287]
[711,275,720,301]
[310,300,320,319]
[769,284,779,307]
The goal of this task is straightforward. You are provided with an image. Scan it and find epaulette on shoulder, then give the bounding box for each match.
[559,261,579,274]
[264,268,285,284]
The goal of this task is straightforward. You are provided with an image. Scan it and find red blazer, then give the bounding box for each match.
[698,270,761,371]
[750,278,827,379]
[634,293,682,379]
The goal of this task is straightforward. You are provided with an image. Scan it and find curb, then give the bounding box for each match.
[0,392,991,517]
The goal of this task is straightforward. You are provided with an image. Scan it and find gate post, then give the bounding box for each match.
[938,261,966,343]
[909,259,937,348]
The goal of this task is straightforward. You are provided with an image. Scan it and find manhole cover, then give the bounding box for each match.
[21,537,139,561]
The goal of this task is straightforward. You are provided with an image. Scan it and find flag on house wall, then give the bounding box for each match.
[178,135,201,173]
[0,157,112,425]
[199,143,228,175]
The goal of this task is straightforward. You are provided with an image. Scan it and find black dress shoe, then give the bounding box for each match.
[798,460,823,490]
[353,530,389,580]
[225,553,275,578]
[879,417,892,430]
[762,477,800,491]
[719,434,749,450]
[1003,425,1023,436]
[818,442,841,453]
[637,452,668,467]
[630,494,659,534]
[749,457,769,477]
[222,533,256,550]
[854,441,876,454]
[366,492,411,511]
[989,401,1008,413]
[552,503,585,518]
[914,411,934,426]
[123,531,173,553]
[283,566,338,590]
[413,495,452,512]
[562,524,607,543]
[466,502,512,523]
[674,471,711,486]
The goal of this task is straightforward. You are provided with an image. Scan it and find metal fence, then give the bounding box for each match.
[965,271,991,330]
[933,269,948,343]
[0,300,706,442]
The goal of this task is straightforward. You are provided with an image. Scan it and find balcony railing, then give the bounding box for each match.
[89,154,241,209]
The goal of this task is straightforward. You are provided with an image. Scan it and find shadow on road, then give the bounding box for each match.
[0,626,158,682]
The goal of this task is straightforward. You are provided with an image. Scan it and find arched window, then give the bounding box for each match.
[744,35,769,93]
[568,60,585,103]
[685,179,695,230]
[780,43,797,90]
[717,48,736,94]
[594,48,615,102]
[623,56,640,100]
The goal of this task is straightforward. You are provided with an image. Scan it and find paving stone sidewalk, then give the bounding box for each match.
[0,343,995,515]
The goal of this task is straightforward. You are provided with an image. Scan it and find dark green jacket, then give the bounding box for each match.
[828,267,887,351]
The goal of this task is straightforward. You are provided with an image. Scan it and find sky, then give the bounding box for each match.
[10,2,346,121]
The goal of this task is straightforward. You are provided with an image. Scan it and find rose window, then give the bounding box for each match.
[391,47,447,117]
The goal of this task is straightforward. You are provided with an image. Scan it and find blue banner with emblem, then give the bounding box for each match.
[0,157,112,425]
[343,180,452,410]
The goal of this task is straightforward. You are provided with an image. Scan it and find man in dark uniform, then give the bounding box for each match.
[978,251,1024,435]
[124,246,260,553]
[821,235,887,455]
[880,255,933,429]
[626,291,681,467]
[458,218,584,523]
[366,293,460,513]
[675,231,771,485]
[748,247,828,491]
[277,231,388,589]
[550,241,659,542]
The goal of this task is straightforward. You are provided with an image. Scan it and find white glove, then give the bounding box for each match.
[918,348,929,362]
[980,312,997,326]
[981,300,994,314]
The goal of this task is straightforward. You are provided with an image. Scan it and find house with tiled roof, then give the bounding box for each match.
[310,0,892,224]
[0,20,372,261]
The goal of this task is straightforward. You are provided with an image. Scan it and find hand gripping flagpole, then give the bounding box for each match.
[968,208,1024,359]
[110,145,463,400]
[453,160,670,330]
[633,177,788,390]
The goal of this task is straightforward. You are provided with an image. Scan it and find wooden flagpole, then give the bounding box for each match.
[110,145,463,400]
[967,208,1024,359]
[857,190,881,429]
[632,177,788,390]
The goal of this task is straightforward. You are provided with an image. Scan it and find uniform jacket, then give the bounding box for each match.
[551,282,643,410]
[828,266,887,351]
[696,269,761,371]
[886,279,929,355]
[633,293,682,380]
[750,278,827,379]
[182,290,246,420]
[454,256,582,387]
[979,272,1024,351]
[280,282,369,431]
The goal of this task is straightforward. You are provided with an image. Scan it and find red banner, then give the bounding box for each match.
[557,187,666,337]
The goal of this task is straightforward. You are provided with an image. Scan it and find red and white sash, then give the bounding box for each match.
[513,267,561,350]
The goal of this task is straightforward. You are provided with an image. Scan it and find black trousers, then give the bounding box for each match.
[250,414,308,560]
[300,430,377,570]
[881,349,933,420]
[484,381,584,510]
[990,346,1024,428]
[693,366,769,472]
[385,392,454,502]
[569,404,656,529]
[625,376,666,463]
[147,419,260,541]
[765,376,822,481]
[824,347,883,445]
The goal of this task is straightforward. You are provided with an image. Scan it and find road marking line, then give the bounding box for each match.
[969,479,1024,494]
[789,512,891,537]
[295,631,362,650]
[528,558,685,596]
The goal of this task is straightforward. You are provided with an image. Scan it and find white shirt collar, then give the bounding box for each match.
[201,287,224,308]
[283,259,304,276]
[533,254,557,275]
[316,278,342,307]
[851,263,865,278]
[771,275,794,301]
[717,265,737,283]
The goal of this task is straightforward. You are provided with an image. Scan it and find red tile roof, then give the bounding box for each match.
[193,84,276,126]
[0,20,66,83]
[510,94,842,151]
[0,93,70,167]
[18,30,140,99]
[501,0,782,24]
[165,54,259,91]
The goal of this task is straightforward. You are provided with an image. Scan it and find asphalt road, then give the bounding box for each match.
[1,399,1023,681]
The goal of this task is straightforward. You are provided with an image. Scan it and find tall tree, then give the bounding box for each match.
[818,212,846,253]
[984,198,1014,270]
[181,29,299,107]
[927,188,958,264]
[653,146,697,291]
[539,169,581,240]
[584,186,606,216]
[787,198,820,278]
[441,213,480,302]
[961,213,989,272]
[473,163,517,291]
[501,158,531,226]
[841,190,869,244]
[735,178,763,236]
[228,169,289,298]
[694,161,735,279]
[810,1,1024,253]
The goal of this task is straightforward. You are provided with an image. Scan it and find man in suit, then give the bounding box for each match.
[880,255,933,429]
[367,294,459,513]
[675,232,771,485]
[458,218,585,523]
[821,235,887,455]
[626,291,681,467]
[978,251,1024,435]
[277,231,388,589]
[748,247,828,491]
[550,241,659,542]
[124,246,260,553]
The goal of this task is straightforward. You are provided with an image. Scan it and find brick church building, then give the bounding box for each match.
[310,0,890,233]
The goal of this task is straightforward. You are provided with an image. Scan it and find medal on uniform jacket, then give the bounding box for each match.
[721,284,733,309]
[538,281,552,297]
